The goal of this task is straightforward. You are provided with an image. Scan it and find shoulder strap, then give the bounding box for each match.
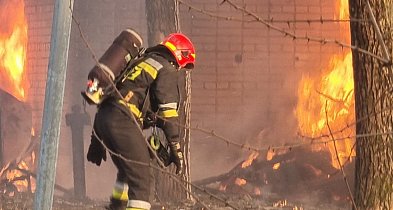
[140,87,151,118]
[114,47,146,84]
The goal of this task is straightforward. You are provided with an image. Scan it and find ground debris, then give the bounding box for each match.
[163,190,351,210]
[0,193,105,210]
[0,191,350,210]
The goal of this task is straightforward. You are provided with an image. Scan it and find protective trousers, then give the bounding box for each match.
[94,103,151,210]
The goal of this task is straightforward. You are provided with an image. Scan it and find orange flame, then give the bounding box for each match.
[235,178,247,186]
[2,128,37,194]
[266,149,275,161]
[241,151,259,168]
[5,153,36,193]
[272,162,281,170]
[295,0,354,168]
[0,0,29,101]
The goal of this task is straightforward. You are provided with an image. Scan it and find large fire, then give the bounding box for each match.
[0,0,35,195]
[0,0,29,101]
[295,0,354,168]
[1,128,37,195]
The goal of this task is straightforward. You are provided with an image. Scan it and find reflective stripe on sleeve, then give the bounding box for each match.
[158,102,177,110]
[158,109,178,118]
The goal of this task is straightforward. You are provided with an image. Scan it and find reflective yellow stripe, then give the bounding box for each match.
[137,61,158,79]
[191,53,195,58]
[127,65,143,81]
[164,41,177,51]
[159,109,178,118]
[112,189,128,201]
[118,100,142,118]
[127,200,151,209]
[127,61,158,80]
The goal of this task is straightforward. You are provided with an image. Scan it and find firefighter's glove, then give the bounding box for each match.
[87,133,107,166]
[169,142,184,175]
[142,112,156,130]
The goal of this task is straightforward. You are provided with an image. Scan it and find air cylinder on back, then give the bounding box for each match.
[82,29,143,105]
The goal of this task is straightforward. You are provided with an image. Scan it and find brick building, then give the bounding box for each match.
[19,0,347,199]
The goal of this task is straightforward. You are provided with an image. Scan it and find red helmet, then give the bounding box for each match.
[161,33,196,69]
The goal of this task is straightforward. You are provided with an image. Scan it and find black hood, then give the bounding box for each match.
[145,44,178,67]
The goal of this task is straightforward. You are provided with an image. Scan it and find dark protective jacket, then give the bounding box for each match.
[110,45,181,143]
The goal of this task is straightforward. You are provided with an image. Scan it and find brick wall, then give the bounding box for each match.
[22,0,349,198]
[25,0,53,132]
[180,0,348,179]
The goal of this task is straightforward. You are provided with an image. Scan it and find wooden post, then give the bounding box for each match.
[33,0,74,209]
[65,104,90,199]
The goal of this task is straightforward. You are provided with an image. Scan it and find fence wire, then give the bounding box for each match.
[37,0,393,209]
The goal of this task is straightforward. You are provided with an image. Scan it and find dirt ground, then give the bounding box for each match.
[0,191,350,210]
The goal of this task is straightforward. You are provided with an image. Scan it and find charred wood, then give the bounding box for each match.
[194,146,354,206]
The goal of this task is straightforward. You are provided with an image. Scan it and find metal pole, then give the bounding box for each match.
[34,0,74,209]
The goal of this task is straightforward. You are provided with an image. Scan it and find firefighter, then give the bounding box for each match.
[86,32,196,210]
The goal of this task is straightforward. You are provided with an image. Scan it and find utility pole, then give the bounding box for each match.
[34,0,74,209]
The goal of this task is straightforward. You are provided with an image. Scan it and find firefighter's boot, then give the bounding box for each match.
[105,197,127,210]
[105,181,129,210]
[126,200,151,210]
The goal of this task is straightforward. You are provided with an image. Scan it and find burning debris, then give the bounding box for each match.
[0,88,36,195]
[295,0,355,170]
[194,146,354,209]
[0,129,38,196]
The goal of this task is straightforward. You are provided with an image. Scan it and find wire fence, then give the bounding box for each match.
[70,0,392,209]
[2,0,390,209]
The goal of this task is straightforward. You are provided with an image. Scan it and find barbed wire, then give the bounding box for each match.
[325,102,357,210]
[90,129,240,210]
[179,0,368,25]
[66,1,393,209]
[163,85,393,154]
[69,5,241,209]
[178,0,391,64]
[70,0,393,161]
[185,102,393,154]
[68,0,393,158]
